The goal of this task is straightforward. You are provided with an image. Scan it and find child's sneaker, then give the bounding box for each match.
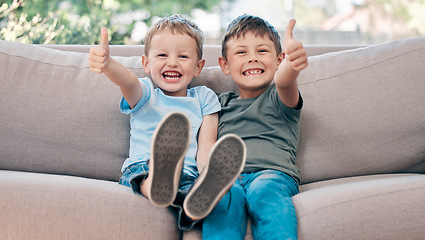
[147,111,191,208]
[183,134,246,220]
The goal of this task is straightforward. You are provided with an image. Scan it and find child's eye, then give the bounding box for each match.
[179,55,189,59]
[236,51,246,55]
[259,49,269,53]
[157,54,167,57]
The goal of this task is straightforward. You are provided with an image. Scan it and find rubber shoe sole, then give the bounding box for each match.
[148,111,191,208]
[183,134,246,220]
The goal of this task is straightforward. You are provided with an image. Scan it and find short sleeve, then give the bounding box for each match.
[270,85,302,124]
[199,87,221,116]
[120,78,152,114]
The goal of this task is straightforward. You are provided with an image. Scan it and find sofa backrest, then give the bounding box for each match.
[1,38,424,184]
[0,41,137,181]
[295,37,425,183]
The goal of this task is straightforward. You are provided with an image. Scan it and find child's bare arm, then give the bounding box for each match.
[274,19,308,108]
[88,27,142,109]
[196,113,219,173]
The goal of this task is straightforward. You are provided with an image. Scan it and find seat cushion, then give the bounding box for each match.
[293,174,425,240]
[0,170,181,240]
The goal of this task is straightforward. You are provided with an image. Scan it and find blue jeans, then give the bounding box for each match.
[119,162,200,230]
[202,170,299,240]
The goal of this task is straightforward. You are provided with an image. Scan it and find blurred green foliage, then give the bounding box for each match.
[1,0,423,45]
[0,0,221,44]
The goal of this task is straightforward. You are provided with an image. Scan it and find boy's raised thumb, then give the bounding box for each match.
[100,27,109,47]
[285,19,296,40]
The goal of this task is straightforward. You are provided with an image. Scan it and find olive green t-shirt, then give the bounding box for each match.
[218,83,302,184]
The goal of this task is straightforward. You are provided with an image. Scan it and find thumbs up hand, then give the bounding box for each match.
[89,27,110,74]
[283,19,308,72]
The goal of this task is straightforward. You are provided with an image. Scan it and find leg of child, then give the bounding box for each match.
[170,174,198,230]
[184,134,246,221]
[140,177,151,199]
[202,182,248,240]
[245,170,299,240]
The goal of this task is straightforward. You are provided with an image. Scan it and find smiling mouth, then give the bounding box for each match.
[163,71,182,80]
[243,69,264,76]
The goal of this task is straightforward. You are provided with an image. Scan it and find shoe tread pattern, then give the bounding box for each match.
[185,136,245,218]
[150,113,190,206]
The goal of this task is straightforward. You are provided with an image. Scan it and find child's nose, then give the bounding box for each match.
[248,54,259,63]
[168,57,178,67]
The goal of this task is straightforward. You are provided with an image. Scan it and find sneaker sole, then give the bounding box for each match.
[149,111,191,207]
[184,134,246,220]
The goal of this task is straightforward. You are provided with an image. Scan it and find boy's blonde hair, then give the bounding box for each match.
[221,14,282,60]
[144,14,204,60]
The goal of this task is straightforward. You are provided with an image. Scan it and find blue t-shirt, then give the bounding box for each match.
[120,77,221,178]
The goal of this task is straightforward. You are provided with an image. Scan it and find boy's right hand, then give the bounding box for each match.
[88,27,110,74]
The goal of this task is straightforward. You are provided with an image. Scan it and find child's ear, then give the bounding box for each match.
[142,55,151,74]
[218,56,230,75]
[276,52,285,70]
[194,59,206,77]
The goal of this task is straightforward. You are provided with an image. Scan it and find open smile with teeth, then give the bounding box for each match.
[243,69,264,76]
[163,71,182,80]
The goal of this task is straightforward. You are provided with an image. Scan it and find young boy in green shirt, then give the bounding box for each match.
[202,14,308,240]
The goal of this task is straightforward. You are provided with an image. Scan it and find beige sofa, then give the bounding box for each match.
[1,36,424,240]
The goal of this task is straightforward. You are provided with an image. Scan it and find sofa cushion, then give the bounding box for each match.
[296,37,425,184]
[293,174,425,240]
[0,40,144,181]
[182,173,425,240]
[0,170,181,240]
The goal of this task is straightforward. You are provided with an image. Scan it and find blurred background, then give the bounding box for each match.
[1,0,424,46]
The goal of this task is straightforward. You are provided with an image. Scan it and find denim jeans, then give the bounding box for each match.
[202,170,299,240]
[119,162,200,230]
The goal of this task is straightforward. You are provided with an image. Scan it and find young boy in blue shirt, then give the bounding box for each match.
[88,15,246,230]
[202,14,308,239]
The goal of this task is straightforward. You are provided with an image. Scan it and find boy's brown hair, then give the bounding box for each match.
[144,14,204,60]
[221,14,282,60]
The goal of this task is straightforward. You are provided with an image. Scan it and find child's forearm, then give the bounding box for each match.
[103,57,139,89]
[274,60,301,109]
[274,59,300,88]
[103,58,142,108]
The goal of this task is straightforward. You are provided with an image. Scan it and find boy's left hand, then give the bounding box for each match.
[283,19,308,72]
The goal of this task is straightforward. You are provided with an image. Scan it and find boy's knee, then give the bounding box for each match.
[213,183,245,213]
[246,172,296,201]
